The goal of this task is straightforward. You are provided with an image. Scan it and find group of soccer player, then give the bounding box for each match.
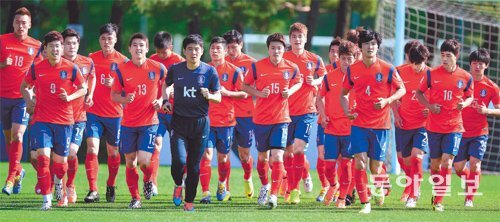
[1,7,499,213]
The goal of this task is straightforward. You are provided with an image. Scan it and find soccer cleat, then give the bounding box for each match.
[152,183,158,197]
[303,175,313,193]
[40,201,52,211]
[345,194,353,206]
[199,191,212,204]
[106,186,116,203]
[464,200,474,207]
[54,181,64,201]
[173,185,184,206]
[57,194,68,207]
[144,181,153,200]
[405,197,417,208]
[67,185,77,203]
[336,198,346,209]
[290,189,301,204]
[216,181,227,201]
[13,168,26,194]
[316,187,328,202]
[84,190,100,203]
[323,183,339,206]
[268,194,278,209]
[359,203,371,214]
[279,177,288,197]
[184,202,195,212]
[374,187,385,206]
[433,203,444,212]
[257,184,270,206]
[128,198,142,209]
[2,181,14,195]
[400,193,409,202]
[244,179,254,198]
[223,191,232,202]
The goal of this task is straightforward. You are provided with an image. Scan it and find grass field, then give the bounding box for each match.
[0,162,499,221]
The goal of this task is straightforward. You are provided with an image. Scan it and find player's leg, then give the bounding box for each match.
[236,117,255,198]
[84,113,103,202]
[254,124,272,206]
[104,117,122,203]
[215,127,233,202]
[405,129,427,208]
[169,124,188,207]
[123,137,141,209]
[292,114,315,195]
[396,127,413,201]
[283,118,296,199]
[433,133,461,211]
[315,124,329,202]
[368,129,389,207]
[136,125,157,202]
[66,121,85,203]
[350,126,371,213]
[51,123,72,207]
[464,135,487,207]
[199,128,215,204]
[267,123,287,209]
[323,134,339,206]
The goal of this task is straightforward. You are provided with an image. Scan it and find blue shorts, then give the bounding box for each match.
[349,126,389,161]
[156,113,172,137]
[1,98,29,130]
[31,122,72,157]
[254,123,289,152]
[286,113,316,146]
[454,135,488,162]
[324,134,351,160]
[427,131,462,159]
[28,124,36,151]
[71,121,86,147]
[119,125,158,154]
[208,126,234,154]
[316,125,325,146]
[85,113,121,146]
[231,117,254,149]
[395,127,428,158]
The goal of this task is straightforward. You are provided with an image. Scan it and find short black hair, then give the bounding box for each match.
[61,28,80,42]
[408,44,430,64]
[329,37,341,50]
[222,29,243,45]
[153,31,172,49]
[99,23,118,36]
[43,30,63,48]
[210,36,226,47]
[404,40,421,55]
[129,32,148,47]
[440,39,460,56]
[182,34,204,49]
[469,48,490,65]
[358,29,382,48]
[266,33,286,48]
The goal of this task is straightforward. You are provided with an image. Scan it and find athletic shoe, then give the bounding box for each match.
[57,193,68,207]
[173,185,183,206]
[2,181,13,195]
[464,200,474,207]
[279,177,288,197]
[323,183,339,206]
[184,202,195,212]
[303,175,313,193]
[40,201,52,211]
[128,198,142,209]
[216,181,227,201]
[316,187,328,202]
[54,181,64,201]
[84,190,100,203]
[257,184,270,206]
[336,198,346,209]
[359,203,371,214]
[106,185,116,203]
[152,183,158,197]
[67,185,77,203]
[244,179,254,198]
[374,187,385,206]
[13,168,26,194]
[433,203,444,212]
[268,194,278,209]
[144,181,153,200]
[345,194,353,206]
[200,191,211,204]
[405,197,417,208]
[290,189,300,204]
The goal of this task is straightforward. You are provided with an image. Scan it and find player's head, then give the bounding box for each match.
[440,39,460,68]
[469,48,490,76]
[13,7,32,38]
[209,36,227,61]
[43,31,64,61]
[154,31,173,59]
[223,29,243,59]
[404,40,421,63]
[358,29,382,59]
[128,32,149,60]
[345,27,363,45]
[329,37,342,63]
[408,44,429,65]
[61,28,81,58]
[98,23,118,53]
[289,22,308,51]
[182,34,204,64]
[338,40,358,71]
[266,33,286,63]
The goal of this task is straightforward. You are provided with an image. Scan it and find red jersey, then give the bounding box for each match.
[418,65,473,133]
[226,53,257,117]
[66,55,95,122]
[25,59,84,125]
[325,61,339,73]
[208,61,243,127]
[150,52,185,114]
[396,64,429,130]
[342,59,404,129]
[244,57,299,125]
[112,59,166,127]
[0,33,42,98]
[319,68,356,135]
[462,77,499,137]
[87,50,128,118]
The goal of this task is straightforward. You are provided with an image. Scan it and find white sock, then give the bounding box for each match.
[43,194,52,203]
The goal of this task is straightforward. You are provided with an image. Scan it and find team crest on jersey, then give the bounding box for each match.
[457,80,464,89]
[28,47,35,56]
[239,66,247,74]
[222,73,229,82]
[480,89,487,97]
[283,70,290,80]
[375,73,383,82]
[148,71,156,80]
[81,66,88,75]
[110,63,118,71]
[60,70,68,79]
[306,62,314,70]
[197,75,205,86]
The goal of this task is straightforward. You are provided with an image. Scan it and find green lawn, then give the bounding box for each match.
[0,162,499,221]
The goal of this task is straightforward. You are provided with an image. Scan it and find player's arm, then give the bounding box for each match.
[307,75,324,86]
[85,69,96,108]
[286,77,303,97]
[315,94,329,127]
[220,86,247,99]
[61,84,87,102]
[20,80,35,110]
[111,89,135,104]
[479,104,500,117]
[242,83,268,98]
[391,101,403,128]
[340,88,356,120]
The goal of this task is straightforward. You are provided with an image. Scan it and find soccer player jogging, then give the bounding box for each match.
[242,33,302,209]
[150,31,185,196]
[325,37,341,72]
[392,44,430,207]
[20,31,87,210]
[1,7,42,195]
[453,48,499,208]
[111,33,166,209]
[316,40,358,208]
[163,34,221,211]
[60,28,96,205]
[416,39,474,212]
[85,23,128,203]
[199,37,247,204]
[282,23,327,204]
[340,29,406,214]
[222,29,257,199]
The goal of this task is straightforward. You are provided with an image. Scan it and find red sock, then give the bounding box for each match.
[107,154,121,187]
[293,153,305,190]
[409,157,423,198]
[256,159,269,185]
[338,158,352,199]
[270,161,284,196]
[354,168,369,203]
[6,141,23,183]
[85,153,99,191]
[336,161,343,182]
[151,149,160,185]
[199,157,211,192]
[284,155,294,192]
[241,156,253,180]
[456,168,470,180]
[466,171,481,201]
[324,160,337,186]
[50,160,54,190]
[302,157,310,180]
[140,164,153,183]
[434,167,451,204]
[218,160,230,183]
[5,141,11,159]
[66,158,78,187]
[125,167,140,200]
[53,161,68,181]
[347,162,356,196]
[37,155,51,195]
[316,158,329,188]
[397,157,407,175]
